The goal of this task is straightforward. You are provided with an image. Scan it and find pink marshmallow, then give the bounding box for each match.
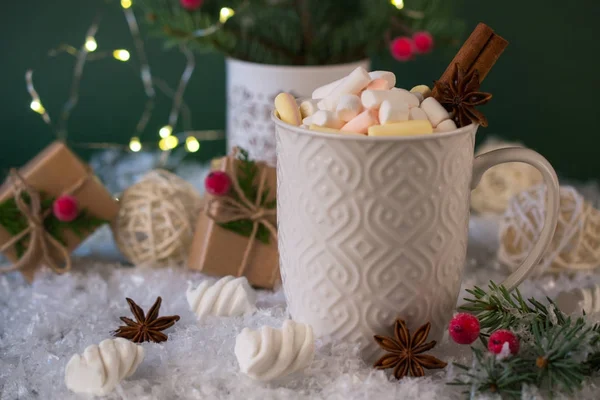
[340,109,379,134]
[366,78,391,91]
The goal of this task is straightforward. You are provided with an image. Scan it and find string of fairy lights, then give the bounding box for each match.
[26,0,237,158]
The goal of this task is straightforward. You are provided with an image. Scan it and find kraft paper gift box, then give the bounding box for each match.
[188,154,279,289]
[0,141,120,281]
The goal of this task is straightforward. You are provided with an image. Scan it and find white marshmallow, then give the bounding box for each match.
[312,70,396,99]
[299,99,319,118]
[409,107,428,121]
[361,89,419,110]
[317,67,371,111]
[368,71,396,88]
[413,92,424,104]
[336,94,363,122]
[420,97,450,128]
[308,110,344,129]
[378,100,409,125]
[434,119,458,132]
[390,88,421,108]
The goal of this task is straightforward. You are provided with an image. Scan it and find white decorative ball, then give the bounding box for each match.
[112,169,203,267]
[186,276,257,320]
[235,320,314,381]
[471,138,543,215]
[65,338,144,396]
[498,184,600,276]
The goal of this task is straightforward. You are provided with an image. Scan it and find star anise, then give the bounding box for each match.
[373,319,447,379]
[433,63,493,128]
[113,297,180,343]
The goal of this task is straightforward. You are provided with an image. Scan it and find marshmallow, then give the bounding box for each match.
[299,99,319,118]
[317,67,371,111]
[368,120,433,137]
[274,93,302,126]
[309,124,361,135]
[336,94,363,122]
[420,97,450,128]
[369,71,396,88]
[366,78,392,91]
[362,89,419,110]
[413,92,424,104]
[312,70,397,99]
[341,109,378,134]
[309,124,340,134]
[378,100,409,124]
[409,107,428,121]
[410,85,432,99]
[434,119,458,132]
[308,110,345,129]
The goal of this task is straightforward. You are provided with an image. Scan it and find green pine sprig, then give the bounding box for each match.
[449,347,535,399]
[216,148,276,245]
[450,282,600,399]
[459,281,567,335]
[0,192,108,258]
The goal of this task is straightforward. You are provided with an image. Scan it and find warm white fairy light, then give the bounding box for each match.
[113,49,130,61]
[159,135,179,151]
[30,100,45,114]
[84,36,98,52]
[219,7,235,24]
[121,0,132,9]
[129,137,142,152]
[185,136,200,153]
[159,125,173,138]
[391,0,404,9]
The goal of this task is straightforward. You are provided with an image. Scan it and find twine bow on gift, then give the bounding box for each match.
[0,169,89,277]
[205,148,278,279]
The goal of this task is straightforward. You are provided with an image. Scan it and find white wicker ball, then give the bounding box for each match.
[112,170,203,267]
[471,138,543,215]
[498,184,600,276]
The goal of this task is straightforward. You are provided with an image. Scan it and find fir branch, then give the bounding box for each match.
[460,282,567,334]
[449,347,535,399]
[530,317,593,394]
[216,148,275,245]
[0,192,108,258]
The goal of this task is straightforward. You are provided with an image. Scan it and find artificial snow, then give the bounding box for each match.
[2,152,600,399]
[2,223,600,400]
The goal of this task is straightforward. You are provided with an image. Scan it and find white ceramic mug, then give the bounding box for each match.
[273,117,560,361]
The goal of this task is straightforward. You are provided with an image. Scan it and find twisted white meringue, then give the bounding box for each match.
[64,338,144,396]
[186,276,257,320]
[235,320,314,381]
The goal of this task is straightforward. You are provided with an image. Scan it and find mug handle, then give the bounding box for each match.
[470,147,560,291]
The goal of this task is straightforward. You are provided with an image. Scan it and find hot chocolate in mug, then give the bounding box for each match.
[273,116,560,361]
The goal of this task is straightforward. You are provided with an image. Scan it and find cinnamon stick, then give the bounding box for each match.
[433,23,508,94]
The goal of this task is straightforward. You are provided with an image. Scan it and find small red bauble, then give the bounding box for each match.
[205,171,231,196]
[488,330,520,355]
[412,31,434,54]
[53,195,79,222]
[180,0,203,11]
[448,313,480,345]
[390,37,414,61]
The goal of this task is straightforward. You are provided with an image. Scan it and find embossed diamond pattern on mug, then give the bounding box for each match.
[277,128,475,361]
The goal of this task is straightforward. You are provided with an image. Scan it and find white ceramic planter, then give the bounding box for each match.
[226,58,370,165]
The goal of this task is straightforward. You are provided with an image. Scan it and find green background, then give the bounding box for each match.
[1,0,599,180]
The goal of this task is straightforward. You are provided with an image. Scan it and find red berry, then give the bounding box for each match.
[412,31,434,54]
[448,313,480,345]
[390,37,414,61]
[205,171,231,196]
[180,0,203,11]
[488,330,520,355]
[53,195,79,222]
